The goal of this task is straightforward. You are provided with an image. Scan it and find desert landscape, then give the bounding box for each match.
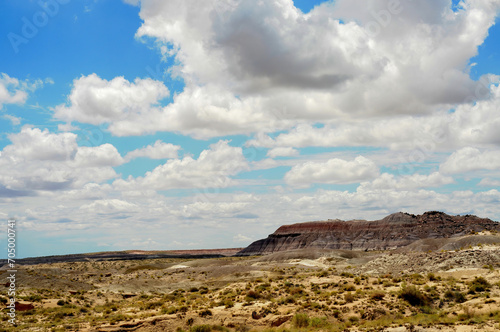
[3,1,500,331]
[2,212,500,332]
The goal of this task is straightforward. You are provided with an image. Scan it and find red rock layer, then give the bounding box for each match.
[237,211,500,255]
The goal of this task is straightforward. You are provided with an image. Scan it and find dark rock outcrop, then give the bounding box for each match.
[237,211,500,256]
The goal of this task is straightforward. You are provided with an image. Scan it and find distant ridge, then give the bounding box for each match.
[237,211,500,256]
[0,248,243,266]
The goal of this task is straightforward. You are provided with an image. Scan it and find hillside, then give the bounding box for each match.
[237,211,500,256]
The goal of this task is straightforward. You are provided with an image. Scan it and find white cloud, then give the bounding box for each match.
[0,73,48,110]
[125,140,180,161]
[54,74,169,126]
[173,201,249,219]
[73,144,124,167]
[247,80,500,151]
[233,234,251,242]
[0,127,122,192]
[49,1,500,138]
[3,114,21,125]
[80,199,139,214]
[3,127,77,162]
[267,147,299,158]
[0,73,29,109]
[359,172,454,191]
[479,178,500,187]
[284,156,379,187]
[114,140,248,191]
[440,147,500,174]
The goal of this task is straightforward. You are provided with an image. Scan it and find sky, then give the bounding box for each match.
[1,0,500,258]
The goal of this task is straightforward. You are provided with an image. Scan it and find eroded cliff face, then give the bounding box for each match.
[237,211,500,255]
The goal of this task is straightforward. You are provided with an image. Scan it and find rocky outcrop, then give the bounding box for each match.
[237,211,500,255]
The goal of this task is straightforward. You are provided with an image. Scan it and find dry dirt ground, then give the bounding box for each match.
[1,233,500,332]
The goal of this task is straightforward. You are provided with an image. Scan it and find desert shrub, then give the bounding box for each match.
[310,316,330,328]
[22,294,43,302]
[190,325,211,332]
[444,290,467,303]
[317,270,329,277]
[289,287,304,296]
[189,287,199,293]
[109,314,130,324]
[468,277,491,293]
[370,291,385,301]
[57,300,66,306]
[340,272,354,278]
[399,285,430,306]
[278,296,296,304]
[293,313,310,328]
[223,299,234,308]
[199,309,212,318]
[245,290,261,300]
[408,273,426,285]
[427,273,438,281]
[145,301,163,310]
[343,284,356,291]
[344,293,355,303]
[162,305,188,315]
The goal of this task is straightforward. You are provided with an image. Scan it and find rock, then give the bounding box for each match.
[15,302,34,311]
[270,315,291,327]
[237,211,500,255]
[252,311,261,319]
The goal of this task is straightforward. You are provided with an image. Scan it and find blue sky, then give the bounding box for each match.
[1,0,500,258]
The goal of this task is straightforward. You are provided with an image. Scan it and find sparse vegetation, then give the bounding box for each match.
[3,239,500,332]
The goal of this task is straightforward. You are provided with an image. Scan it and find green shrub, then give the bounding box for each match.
[310,316,330,328]
[293,313,310,328]
[468,277,491,293]
[399,285,430,306]
[444,290,467,303]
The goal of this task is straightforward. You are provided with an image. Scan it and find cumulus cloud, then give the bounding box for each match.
[49,1,500,138]
[125,140,180,161]
[284,156,379,187]
[267,147,299,158]
[359,172,454,191]
[80,199,139,215]
[54,74,169,126]
[247,81,500,151]
[479,178,500,187]
[0,127,123,192]
[74,144,124,167]
[173,201,249,220]
[114,140,248,191]
[0,73,29,109]
[3,126,77,161]
[440,147,500,174]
